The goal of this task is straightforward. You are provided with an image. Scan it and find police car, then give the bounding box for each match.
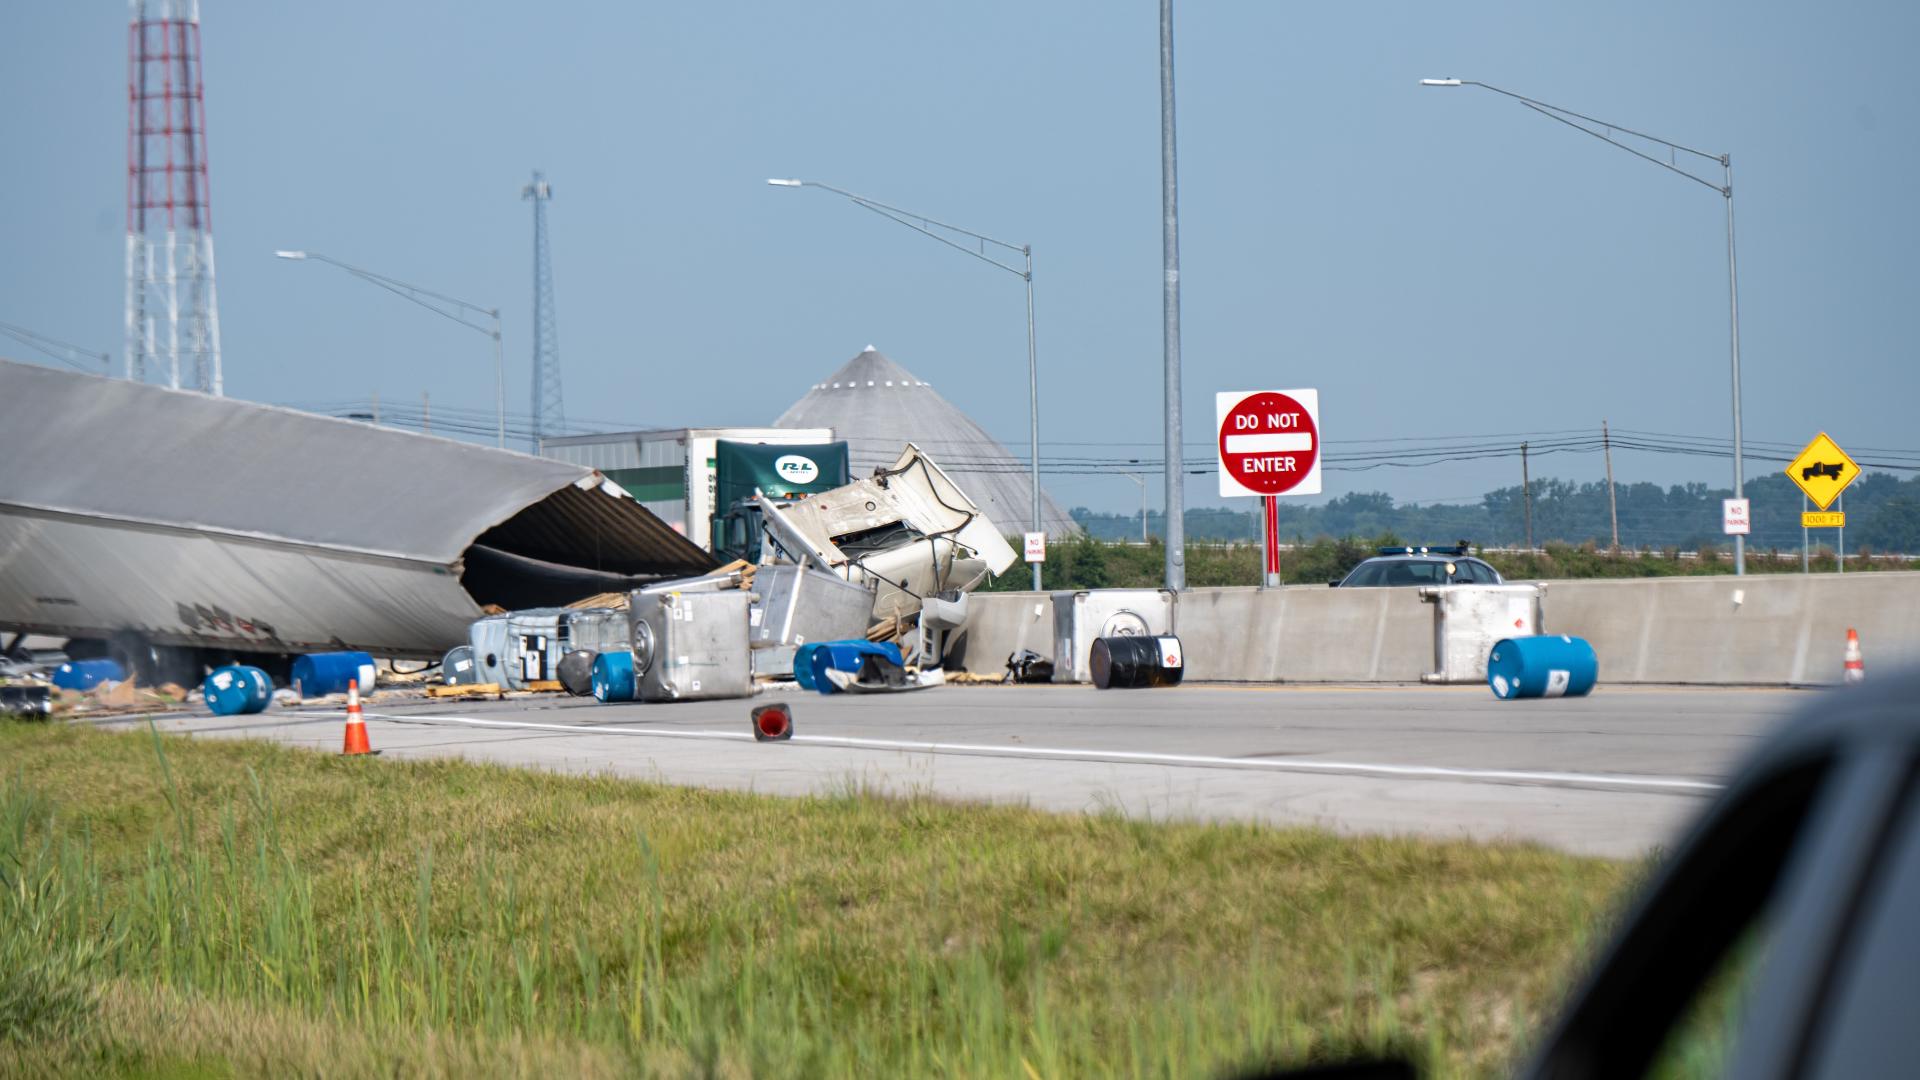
[1330,544,1503,587]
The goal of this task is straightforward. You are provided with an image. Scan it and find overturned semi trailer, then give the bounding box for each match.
[0,359,716,682]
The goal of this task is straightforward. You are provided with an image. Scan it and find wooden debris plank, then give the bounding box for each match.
[425,683,503,698]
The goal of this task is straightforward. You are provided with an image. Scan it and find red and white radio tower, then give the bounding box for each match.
[125,0,223,394]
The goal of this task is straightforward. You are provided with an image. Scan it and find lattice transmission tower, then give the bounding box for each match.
[125,0,223,394]
[523,171,563,446]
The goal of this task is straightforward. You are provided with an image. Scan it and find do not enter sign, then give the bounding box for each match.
[1217,389,1321,498]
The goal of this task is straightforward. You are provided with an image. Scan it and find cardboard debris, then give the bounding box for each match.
[866,612,914,644]
[92,679,138,707]
[568,560,758,612]
[149,683,191,704]
[426,682,503,699]
[565,591,631,611]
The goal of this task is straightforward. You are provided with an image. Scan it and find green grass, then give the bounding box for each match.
[0,720,1634,1078]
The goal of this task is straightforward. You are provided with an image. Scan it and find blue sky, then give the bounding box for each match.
[3,1,1914,515]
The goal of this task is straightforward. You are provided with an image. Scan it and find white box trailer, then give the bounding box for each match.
[540,427,833,551]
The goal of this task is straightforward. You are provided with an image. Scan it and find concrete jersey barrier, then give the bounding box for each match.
[1542,571,1920,685]
[947,571,1920,686]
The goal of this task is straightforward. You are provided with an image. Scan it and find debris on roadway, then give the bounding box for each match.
[454,443,1021,705]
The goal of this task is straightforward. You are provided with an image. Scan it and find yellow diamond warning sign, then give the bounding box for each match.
[1785,432,1859,511]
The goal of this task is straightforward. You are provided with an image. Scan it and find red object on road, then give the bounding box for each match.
[752,702,793,741]
[1217,389,1321,498]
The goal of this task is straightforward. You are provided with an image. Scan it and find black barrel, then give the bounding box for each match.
[556,649,598,697]
[1091,634,1185,689]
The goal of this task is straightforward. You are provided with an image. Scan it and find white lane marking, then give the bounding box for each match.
[1225,433,1313,454]
[283,710,1724,793]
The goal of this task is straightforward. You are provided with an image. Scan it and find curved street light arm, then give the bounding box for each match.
[303,253,500,336]
[798,181,1027,254]
[0,321,111,373]
[841,194,1032,279]
[1511,100,1728,196]
[277,249,507,448]
[1462,81,1729,195]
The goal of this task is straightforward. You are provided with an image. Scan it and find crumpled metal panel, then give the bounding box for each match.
[0,359,706,568]
[0,359,713,654]
[753,443,1017,619]
[476,479,713,576]
[0,507,478,658]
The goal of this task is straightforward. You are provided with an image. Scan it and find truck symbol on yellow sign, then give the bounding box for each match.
[1784,432,1859,511]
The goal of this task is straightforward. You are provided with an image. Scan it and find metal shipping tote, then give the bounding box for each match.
[627,589,752,703]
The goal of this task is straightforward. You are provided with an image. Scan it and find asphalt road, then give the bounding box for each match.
[108,683,1814,858]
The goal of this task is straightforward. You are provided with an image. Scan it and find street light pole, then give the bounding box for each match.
[273,250,506,449]
[767,178,1045,589]
[1160,0,1186,592]
[1421,78,1748,574]
[489,309,505,451]
[1723,156,1745,575]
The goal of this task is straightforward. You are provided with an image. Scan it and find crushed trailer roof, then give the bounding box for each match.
[0,358,713,572]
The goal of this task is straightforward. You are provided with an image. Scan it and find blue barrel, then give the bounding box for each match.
[52,659,126,692]
[591,650,637,703]
[792,642,823,690]
[806,640,905,695]
[290,651,377,697]
[1488,635,1599,700]
[202,665,273,715]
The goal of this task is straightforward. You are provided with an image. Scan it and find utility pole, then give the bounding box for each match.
[524,171,565,451]
[1159,0,1186,591]
[1521,440,1534,551]
[1603,420,1620,551]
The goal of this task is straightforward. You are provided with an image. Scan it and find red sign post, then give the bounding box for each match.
[1217,389,1322,588]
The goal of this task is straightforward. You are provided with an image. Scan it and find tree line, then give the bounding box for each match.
[1070,471,1920,554]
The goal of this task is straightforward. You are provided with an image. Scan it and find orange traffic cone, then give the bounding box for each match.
[343,678,373,754]
[1844,629,1865,685]
[751,702,793,742]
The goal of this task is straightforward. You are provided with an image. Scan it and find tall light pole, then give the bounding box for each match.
[1421,78,1748,574]
[767,178,1045,590]
[1159,0,1186,591]
[274,250,506,449]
